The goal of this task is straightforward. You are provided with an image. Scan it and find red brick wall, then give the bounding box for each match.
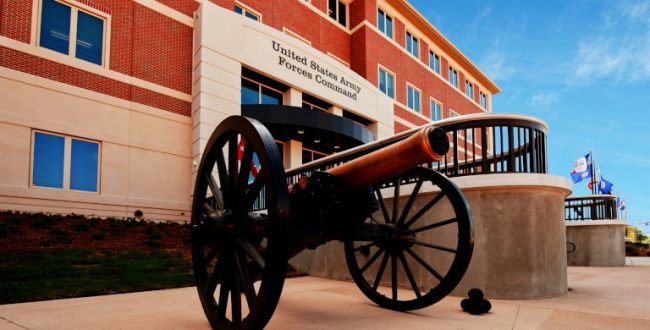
[131,4,193,94]
[0,46,190,115]
[0,0,32,43]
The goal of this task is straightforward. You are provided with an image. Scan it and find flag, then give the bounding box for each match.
[616,196,621,207]
[570,153,592,183]
[599,176,613,194]
[620,200,626,210]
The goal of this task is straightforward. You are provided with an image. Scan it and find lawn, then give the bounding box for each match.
[0,211,194,304]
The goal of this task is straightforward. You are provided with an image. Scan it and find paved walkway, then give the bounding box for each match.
[1,259,649,329]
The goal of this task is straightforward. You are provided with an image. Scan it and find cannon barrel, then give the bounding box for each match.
[327,126,449,190]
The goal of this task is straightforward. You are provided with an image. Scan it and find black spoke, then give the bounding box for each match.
[405,248,444,281]
[372,251,390,290]
[404,218,458,235]
[391,252,397,301]
[392,178,400,223]
[231,263,242,323]
[353,242,375,253]
[360,246,385,273]
[215,147,230,208]
[234,246,255,311]
[375,188,390,224]
[239,238,265,269]
[205,173,224,209]
[228,136,238,202]
[217,254,231,318]
[398,251,422,298]
[403,191,447,229]
[410,239,457,254]
[397,177,423,226]
[206,254,225,296]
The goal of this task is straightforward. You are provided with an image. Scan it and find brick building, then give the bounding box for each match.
[0,0,498,221]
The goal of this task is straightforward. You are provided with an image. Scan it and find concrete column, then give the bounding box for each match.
[284,139,303,169]
[329,105,343,116]
[284,88,302,107]
[566,221,626,266]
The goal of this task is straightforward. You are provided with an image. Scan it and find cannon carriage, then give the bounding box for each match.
[191,115,474,329]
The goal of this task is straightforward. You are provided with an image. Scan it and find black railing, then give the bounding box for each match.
[286,113,548,185]
[431,114,548,177]
[565,195,618,221]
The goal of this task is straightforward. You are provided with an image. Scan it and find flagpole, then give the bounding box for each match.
[590,150,597,195]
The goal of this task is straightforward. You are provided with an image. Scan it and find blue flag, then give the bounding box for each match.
[570,153,592,183]
[599,176,613,194]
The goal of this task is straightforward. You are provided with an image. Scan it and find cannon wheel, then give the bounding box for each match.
[344,166,473,311]
[191,116,289,329]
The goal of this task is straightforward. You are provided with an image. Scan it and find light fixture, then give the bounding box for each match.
[333,145,340,149]
[314,139,321,143]
[297,129,304,134]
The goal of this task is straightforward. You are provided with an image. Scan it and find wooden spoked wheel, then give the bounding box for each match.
[191,116,289,329]
[344,167,473,311]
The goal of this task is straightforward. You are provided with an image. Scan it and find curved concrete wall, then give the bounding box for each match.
[566,221,626,267]
[290,174,573,299]
[450,174,572,299]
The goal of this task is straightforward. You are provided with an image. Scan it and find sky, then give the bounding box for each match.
[409,0,650,232]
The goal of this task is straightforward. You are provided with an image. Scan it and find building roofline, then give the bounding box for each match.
[389,0,501,94]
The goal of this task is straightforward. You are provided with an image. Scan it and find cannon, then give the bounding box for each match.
[191,115,474,329]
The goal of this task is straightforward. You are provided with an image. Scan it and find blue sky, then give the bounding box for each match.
[410,0,650,231]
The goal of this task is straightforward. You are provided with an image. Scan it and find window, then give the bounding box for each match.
[450,110,458,118]
[39,0,106,65]
[377,8,393,38]
[431,99,442,121]
[302,148,326,164]
[407,84,421,113]
[429,50,440,74]
[480,92,488,110]
[32,131,100,192]
[466,128,474,142]
[378,67,395,98]
[328,0,347,27]
[302,93,331,111]
[241,78,283,105]
[234,3,260,21]
[405,31,419,58]
[448,66,459,88]
[465,80,474,99]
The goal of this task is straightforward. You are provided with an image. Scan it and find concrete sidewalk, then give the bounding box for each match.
[1,259,649,329]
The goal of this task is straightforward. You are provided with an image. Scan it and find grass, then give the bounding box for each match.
[0,249,194,304]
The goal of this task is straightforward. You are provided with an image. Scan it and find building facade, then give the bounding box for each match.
[0,0,498,222]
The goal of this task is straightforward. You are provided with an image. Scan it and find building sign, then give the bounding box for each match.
[272,40,361,100]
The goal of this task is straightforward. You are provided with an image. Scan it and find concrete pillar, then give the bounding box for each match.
[566,221,626,266]
[284,139,303,169]
[284,88,302,107]
[329,105,343,116]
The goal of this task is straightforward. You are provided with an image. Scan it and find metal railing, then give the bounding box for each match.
[286,113,548,184]
[565,195,618,221]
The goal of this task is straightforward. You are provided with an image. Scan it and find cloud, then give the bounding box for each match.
[530,92,559,107]
[569,1,650,84]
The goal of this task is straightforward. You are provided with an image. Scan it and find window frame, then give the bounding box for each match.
[328,0,348,28]
[406,83,421,113]
[480,92,488,110]
[448,65,459,88]
[36,0,110,67]
[241,77,284,105]
[378,66,395,99]
[405,31,419,58]
[428,50,441,74]
[430,98,442,121]
[465,80,474,99]
[377,7,393,39]
[31,130,101,193]
[234,2,261,21]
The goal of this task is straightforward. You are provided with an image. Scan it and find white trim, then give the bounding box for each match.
[283,27,311,45]
[134,0,194,27]
[0,35,192,102]
[451,173,573,196]
[394,116,417,129]
[429,97,442,121]
[377,64,395,98]
[565,220,627,227]
[376,5,394,40]
[404,29,420,60]
[327,52,350,67]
